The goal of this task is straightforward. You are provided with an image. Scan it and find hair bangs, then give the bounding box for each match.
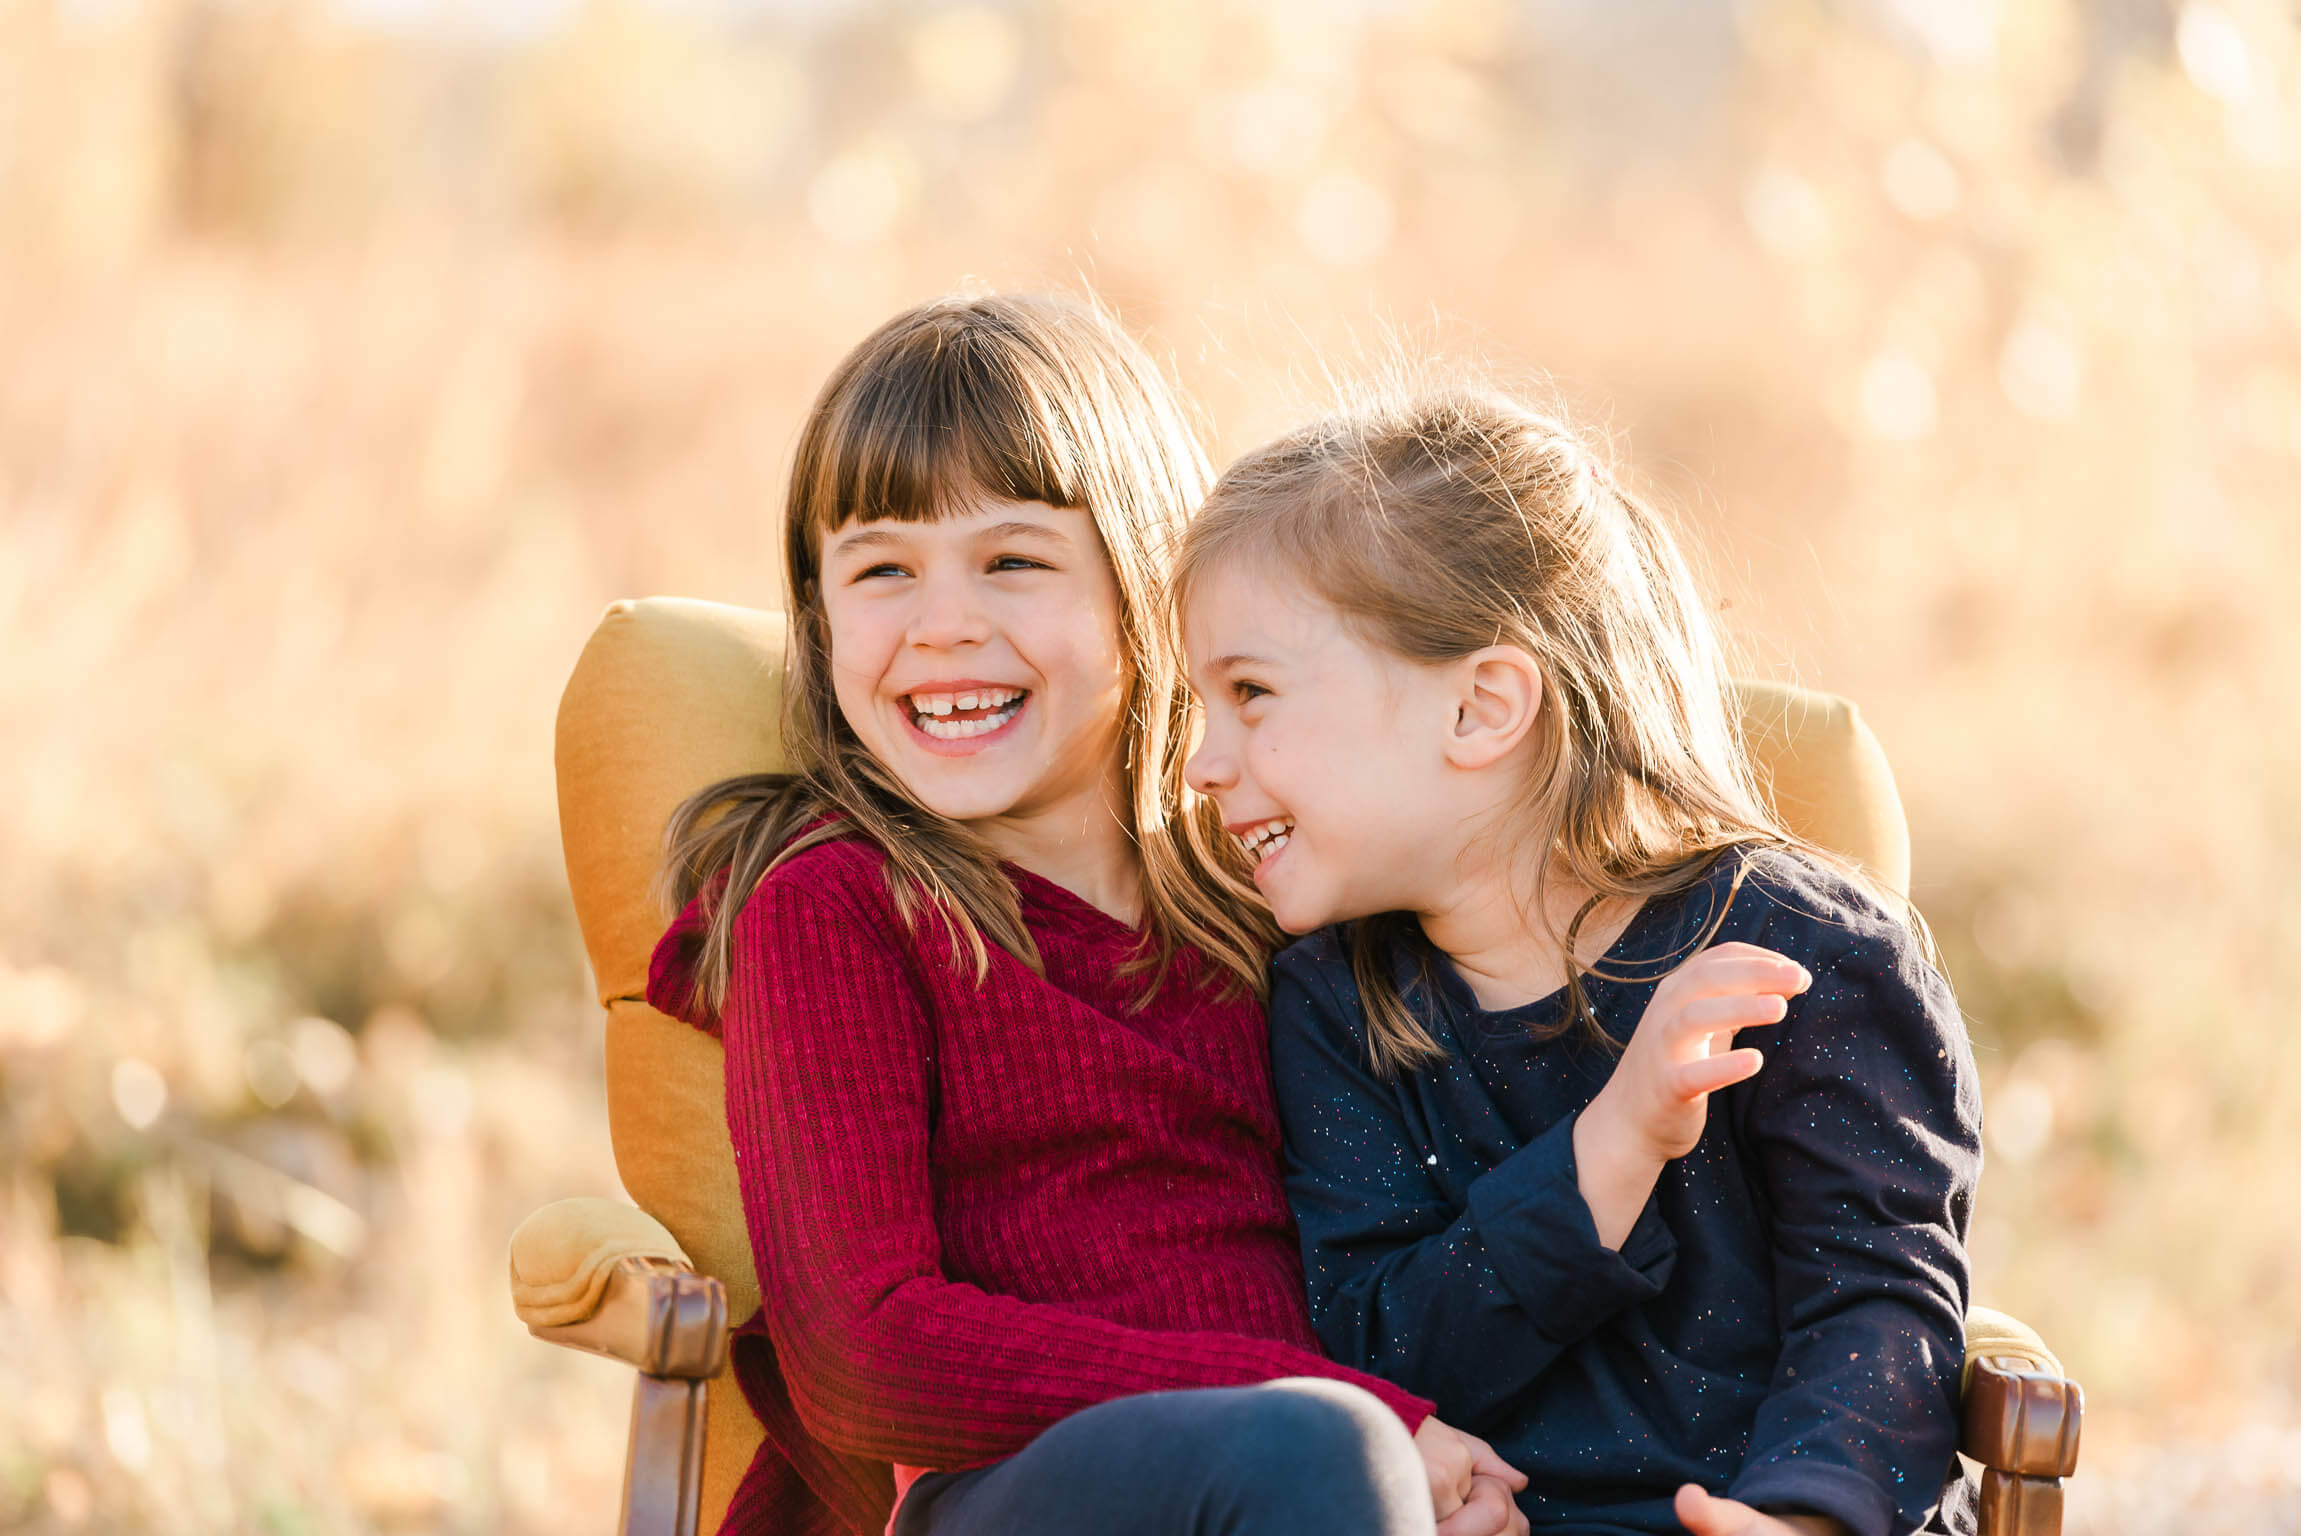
[798,324,1090,552]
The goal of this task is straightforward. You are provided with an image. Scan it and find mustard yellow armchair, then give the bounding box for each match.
[508,597,2081,1536]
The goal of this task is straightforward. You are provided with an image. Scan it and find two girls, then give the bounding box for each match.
[653,292,1975,1536]
[647,294,1523,1536]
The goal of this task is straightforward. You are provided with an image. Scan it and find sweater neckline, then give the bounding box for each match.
[1002,860,1150,942]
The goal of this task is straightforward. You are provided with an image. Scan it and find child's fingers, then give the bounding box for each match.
[1437,1476,1525,1536]
[1668,952,1812,1001]
[1671,1047,1765,1102]
[1696,941,1799,964]
[1672,992,1790,1038]
[1460,1432,1529,1491]
[1674,1484,1763,1536]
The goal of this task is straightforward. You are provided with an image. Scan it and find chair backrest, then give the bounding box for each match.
[552,595,1912,1531]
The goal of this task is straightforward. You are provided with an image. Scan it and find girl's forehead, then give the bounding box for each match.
[1185,563,1342,656]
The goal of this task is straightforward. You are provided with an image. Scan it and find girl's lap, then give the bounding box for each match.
[894,1379,1432,1536]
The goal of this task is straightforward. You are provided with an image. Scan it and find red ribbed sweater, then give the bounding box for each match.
[646,837,1433,1536]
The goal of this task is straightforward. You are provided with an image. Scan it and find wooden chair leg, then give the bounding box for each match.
[526,1257,728,1536]
[622,1374,710,1536]
[1978,1468,2065,1536]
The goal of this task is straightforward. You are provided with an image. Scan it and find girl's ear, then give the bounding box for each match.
[1443,646,1543,770]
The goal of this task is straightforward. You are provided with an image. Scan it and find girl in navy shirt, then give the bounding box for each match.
[1176,388,1978,1536]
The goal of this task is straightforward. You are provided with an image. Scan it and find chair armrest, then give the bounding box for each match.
[1962,1356,2082,1479]
[511,1196,692,1324]
[509,1197,729,1377]
[1961,1308,2083,1536]
[532,1255,730,1379]
[1960,1306,2081,1476]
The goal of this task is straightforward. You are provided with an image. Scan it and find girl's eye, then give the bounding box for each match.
[989,555,1051,573]
[854,562,909,581]
[1232,680,1271,704]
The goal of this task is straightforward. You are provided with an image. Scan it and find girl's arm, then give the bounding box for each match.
[1269,948,1675,1430]
[1722,932,1979,1536]
[717,878,1433,1470]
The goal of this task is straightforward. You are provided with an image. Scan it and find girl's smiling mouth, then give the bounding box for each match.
[1233,817,1295,874]
[901,686,1031,750]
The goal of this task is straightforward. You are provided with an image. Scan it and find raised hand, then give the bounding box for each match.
[1573,942,1811,1246]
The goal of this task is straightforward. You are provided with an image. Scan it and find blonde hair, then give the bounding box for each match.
[662,291,1277,1012]
[1176,385,1883,1076]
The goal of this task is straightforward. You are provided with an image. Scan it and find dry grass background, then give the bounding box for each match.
[2,0,2298,1530]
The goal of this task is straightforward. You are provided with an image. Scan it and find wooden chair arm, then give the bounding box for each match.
[511,1202,728,1536]
[528,1255,730,1380]
[1963,1354,2084,1536]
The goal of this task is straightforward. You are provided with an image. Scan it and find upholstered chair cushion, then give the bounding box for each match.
[509,1197,691,1328]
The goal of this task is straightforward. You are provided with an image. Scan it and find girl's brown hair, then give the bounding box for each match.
[1176,385,1898,1076]
[660,291,1277,1012]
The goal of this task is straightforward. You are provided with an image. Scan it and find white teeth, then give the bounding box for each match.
[915,701,1023,740]
[905,687,1028,735]
[907,687,1023,718]
[1235,818,1296,860]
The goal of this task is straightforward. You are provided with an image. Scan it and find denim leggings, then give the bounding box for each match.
[890,1378,1434,1536]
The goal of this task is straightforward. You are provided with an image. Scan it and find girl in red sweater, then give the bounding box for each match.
[646,293,1523,1536]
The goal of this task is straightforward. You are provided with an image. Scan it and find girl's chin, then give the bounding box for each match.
[1256,865,1329,935]
[884,750,1049,825]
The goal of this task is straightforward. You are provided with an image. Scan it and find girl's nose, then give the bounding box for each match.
[907,571,991,649]
[1184,735,1233,796]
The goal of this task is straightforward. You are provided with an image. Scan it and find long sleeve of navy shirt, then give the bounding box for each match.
[1269,848,1981,1536]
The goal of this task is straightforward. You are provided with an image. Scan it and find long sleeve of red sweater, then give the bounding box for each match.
[690,854,1431,1473]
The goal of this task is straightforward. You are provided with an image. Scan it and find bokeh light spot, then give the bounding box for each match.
[1999,318,2083,422]
[110,1058,168,1130]
[1858,352,1939,441]
[1296,172,1392,269]
[1745,165,1829,258]
[1881,139,1959,222]
[908,8,1020,123]
[2178,4,2258,107]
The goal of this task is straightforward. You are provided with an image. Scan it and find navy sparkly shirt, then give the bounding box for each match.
[1269,848,1980,1536]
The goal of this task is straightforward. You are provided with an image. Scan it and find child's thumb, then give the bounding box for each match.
[1673,1484,1744,1536]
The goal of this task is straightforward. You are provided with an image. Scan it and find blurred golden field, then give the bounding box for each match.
[3,0,2298,1530]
